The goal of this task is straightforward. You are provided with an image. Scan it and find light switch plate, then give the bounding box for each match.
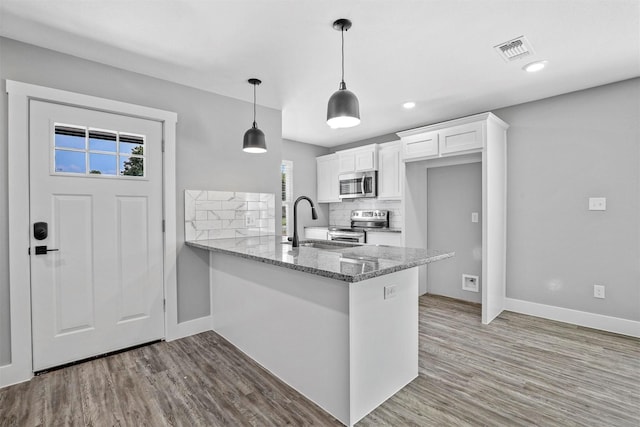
[589,197,606,211]
[471,212,479,223]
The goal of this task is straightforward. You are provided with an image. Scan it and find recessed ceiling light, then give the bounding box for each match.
[523,60,548,73]
[402,101,416,109]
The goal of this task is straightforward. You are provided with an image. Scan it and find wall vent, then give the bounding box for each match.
[494,36,534,62]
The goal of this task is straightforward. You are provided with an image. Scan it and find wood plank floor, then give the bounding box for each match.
[1,295,638,426]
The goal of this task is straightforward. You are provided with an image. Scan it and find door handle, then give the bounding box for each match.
[34,245,59,255]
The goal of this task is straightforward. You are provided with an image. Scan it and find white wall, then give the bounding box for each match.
[0,37,283,365]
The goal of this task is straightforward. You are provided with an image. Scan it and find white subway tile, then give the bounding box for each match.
[195,220,222,230]
[196,201,222,211]
[217,210,236,220]
[207,191,235,201]
[222,201,247,210]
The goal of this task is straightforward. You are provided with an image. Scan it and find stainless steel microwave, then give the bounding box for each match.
[339,171,377,199]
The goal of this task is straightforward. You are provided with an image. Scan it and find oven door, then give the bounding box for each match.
[339,172,377,199]
[327,230,366,243]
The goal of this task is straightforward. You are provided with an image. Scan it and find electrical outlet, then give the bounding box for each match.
[244,212,258,226]
[594,284,605,299]
[384,285,397,299]
[471,212,479,223]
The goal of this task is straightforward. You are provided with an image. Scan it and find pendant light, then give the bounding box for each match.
[327,18,360,129]
[243,78,267,153]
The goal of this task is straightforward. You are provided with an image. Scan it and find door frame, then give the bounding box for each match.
[4,80,178,387]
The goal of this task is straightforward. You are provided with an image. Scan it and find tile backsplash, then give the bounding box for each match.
[185,190,275,241]
[329,199,402,229]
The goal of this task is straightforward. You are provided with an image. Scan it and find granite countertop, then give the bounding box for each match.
[186,236,453,283]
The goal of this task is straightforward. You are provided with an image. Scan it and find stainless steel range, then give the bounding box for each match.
[328,209,389,243]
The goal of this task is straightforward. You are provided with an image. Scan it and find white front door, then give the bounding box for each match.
[29,100,165,371]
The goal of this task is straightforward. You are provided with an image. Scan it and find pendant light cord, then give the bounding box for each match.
[341,26,345,83]
[253,83,257,126]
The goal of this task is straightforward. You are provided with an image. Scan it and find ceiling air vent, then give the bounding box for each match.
[494,36,534,62]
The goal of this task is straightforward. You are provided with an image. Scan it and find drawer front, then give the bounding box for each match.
[402,131,439,160]
[439,122,483,154]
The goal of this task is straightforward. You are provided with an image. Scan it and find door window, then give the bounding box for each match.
[53,124,145,178]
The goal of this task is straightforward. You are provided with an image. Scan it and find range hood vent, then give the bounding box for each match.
[494,36,534,62]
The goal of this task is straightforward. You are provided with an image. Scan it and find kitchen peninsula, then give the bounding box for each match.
[187,235,453,426]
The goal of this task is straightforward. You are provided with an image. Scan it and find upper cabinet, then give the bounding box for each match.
[338,144,378,174]
[316,153,340,203]
[399,114,490,162]
[377,141,403,200]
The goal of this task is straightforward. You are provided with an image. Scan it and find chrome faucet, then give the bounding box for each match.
[292,196,318,247]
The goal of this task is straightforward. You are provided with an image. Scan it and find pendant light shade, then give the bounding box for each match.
[243,78,267,153]
[327,19,360,129]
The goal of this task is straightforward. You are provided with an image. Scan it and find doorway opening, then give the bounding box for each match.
[426,162,483,306]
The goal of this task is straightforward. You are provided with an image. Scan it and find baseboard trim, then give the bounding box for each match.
[0,363,32,389]
[166,315,212,341]
[504,298,640,338]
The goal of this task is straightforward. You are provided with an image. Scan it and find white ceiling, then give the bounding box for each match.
[1,1,638,147]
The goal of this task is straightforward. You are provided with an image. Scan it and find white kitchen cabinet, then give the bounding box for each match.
[367,232,402,246]
[316,154,340,203]
[399,116,484,162]
[439,122,483,154]
[377,141,403,200]
[305,227,329,240]
[338,144,378,174]
[401,130,439,160]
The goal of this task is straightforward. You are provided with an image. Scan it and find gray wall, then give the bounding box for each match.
[338,78,640,321]
[495,78,639,321]
[427,163,482,303]
[0,37,283,365]
[282,139,331,231]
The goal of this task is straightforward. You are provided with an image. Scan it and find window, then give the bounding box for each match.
[281,160,293,235]
[54,124,145,178]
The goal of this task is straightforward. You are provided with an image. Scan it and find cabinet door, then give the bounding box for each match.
[439,122,483,154]
[367,232,402,246]
[354,149,377,172]
[317,155,340,203]
[378,143,402,200]
[402,131,439,160]
[338,152,356,174]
